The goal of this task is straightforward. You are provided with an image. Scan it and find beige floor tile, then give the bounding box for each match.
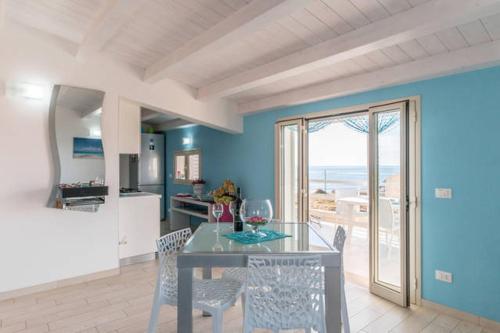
[452,321,484,333]
[362,305,411,333]
[0,261,496,333]
[389,307,438,333]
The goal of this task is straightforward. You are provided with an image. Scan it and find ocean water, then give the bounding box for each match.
[309,165,399,192]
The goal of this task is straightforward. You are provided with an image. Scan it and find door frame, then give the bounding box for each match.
[274,118,307,223]
[274,96,422,305]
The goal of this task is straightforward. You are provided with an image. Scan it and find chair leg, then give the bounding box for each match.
[212,310,223,333]
[241,292,246,317]
[346,225,353,247]
[341,280,350,333]
[147,287,161,333]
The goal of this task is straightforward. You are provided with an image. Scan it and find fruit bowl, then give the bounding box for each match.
[240,199,273,236]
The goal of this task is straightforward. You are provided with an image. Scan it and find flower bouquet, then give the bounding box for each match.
[210,180,237,222]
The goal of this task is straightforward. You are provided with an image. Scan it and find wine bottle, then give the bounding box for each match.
[233,187,243,232]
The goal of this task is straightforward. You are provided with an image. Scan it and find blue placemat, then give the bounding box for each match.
[223,229,291,244]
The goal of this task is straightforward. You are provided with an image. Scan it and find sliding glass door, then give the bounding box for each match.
[307,113,370,285]
[276,100,415,307]
[369,102,408,306]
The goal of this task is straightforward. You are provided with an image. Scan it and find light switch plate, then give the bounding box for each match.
[435,188,452,199]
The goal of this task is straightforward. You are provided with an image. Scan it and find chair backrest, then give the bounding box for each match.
[333,226,346,254]
[244,255,325,331]
[335,188,359,200]
[156,228,192,301]
[383,174,400,198]
[378,197,395,229]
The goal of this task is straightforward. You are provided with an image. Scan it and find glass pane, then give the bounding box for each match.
[175,155,186,180]
[307,114,369,283]
[188,154,200,180]
[375,111,401,289]
[280,123,300,222]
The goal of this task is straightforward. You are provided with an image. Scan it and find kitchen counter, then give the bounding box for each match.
[119,191,161,198]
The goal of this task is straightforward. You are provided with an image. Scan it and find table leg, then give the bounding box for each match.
[202,267,212,317]
[325,266,342,333]
[178,267,193,333]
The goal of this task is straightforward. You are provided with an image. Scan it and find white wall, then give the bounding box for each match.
[0,23,242,293]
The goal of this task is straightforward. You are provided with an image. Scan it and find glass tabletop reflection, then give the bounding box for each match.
[181,222,336,254]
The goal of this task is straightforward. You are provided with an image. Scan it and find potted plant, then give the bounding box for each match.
[192,179,206,198]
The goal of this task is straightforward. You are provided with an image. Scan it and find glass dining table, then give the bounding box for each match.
[176,222,342,333]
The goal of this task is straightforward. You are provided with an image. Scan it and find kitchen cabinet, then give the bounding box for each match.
[118,193,160,260]
[118,99,141,154]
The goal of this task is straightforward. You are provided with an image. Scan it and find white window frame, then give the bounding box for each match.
[173,149,202,185]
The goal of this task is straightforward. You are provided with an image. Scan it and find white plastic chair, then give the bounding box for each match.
[147,228,242,333]
[243,255,326,333]
[333,226,350,333]
[378,197,400,257]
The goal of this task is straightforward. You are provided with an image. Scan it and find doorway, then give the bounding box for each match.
[275,99,420,306]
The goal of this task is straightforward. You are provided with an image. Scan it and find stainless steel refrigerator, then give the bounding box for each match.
[138,133,165,220]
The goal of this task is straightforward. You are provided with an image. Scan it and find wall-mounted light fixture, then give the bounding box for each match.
[5,82,49,100]
[182,137,193,145]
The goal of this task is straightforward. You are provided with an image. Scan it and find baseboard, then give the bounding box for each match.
[422,299,500,331]
[0,268,120,302]
[120,252,157,266]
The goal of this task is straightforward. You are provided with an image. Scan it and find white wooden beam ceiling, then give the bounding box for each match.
[198,0,500,99]
[239,39,500,113]
[143,0,311,83]
[77,0,148,58]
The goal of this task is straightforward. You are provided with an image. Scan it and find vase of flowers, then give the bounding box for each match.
[211,179,237,222]
[192,179,206,198]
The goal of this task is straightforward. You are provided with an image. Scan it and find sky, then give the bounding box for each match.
[308,116,400,167]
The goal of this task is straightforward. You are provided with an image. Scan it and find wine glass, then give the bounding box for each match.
[212,203,224,232]
[212,228,224,252]
[229,201,236,227]
[239,199,273,236]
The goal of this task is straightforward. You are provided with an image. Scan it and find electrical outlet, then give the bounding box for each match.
[435,270,453,283]
[435,188,452,199]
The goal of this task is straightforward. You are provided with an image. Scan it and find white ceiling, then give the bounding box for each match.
[5,0,500,114]
[141,107,178,125]
[57,86,104,116]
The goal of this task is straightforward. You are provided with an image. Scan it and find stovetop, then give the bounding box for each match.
[120,188,141,194]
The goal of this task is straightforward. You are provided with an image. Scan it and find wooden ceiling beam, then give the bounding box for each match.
[143,0,310,83]
[239,40,500,113]
[77,0,147,58]
[199,0,500,99]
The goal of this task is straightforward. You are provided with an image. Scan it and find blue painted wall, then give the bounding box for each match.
[166,66,500,322]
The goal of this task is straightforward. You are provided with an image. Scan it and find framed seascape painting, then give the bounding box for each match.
[73,137,104,159]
